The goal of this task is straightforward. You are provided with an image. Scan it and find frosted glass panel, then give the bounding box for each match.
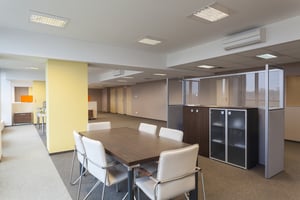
[168,78,183,105]
[183,69,284,108]
[268,70,284,108]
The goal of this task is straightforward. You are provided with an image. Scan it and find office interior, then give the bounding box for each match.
[1,0,300,197]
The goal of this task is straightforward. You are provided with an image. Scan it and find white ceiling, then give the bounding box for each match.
[1,0,300,88]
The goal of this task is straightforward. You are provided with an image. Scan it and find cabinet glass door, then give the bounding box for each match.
[227,110,246,167]
[210,109,226,161]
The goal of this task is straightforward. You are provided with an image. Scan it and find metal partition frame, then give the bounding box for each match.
[264,64,285,178]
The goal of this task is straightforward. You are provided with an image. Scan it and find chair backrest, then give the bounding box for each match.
[82,136,108,184]
[87,121,111,131]
[156,144,199,200]
[159,127,184,142]
[73,130,86,165]
[138,123,157,135]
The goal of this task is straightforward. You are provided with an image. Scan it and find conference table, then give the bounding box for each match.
[80,127,199,200]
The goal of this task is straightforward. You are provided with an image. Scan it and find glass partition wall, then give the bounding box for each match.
[167,78,184,130]
[167,67,284,178]
[183,69,283,108]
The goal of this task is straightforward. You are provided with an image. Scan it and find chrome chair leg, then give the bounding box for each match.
[101,180,106,200]
[83,180,101,200]
[69,149,77,185]
[70,149,87,185]
[83,172,106,200]
[121,192,137,200]
[122,192,128,200]
[183,171,205,200]
[77,158,86,200]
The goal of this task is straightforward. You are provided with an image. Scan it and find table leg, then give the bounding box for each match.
[127,168,134,200]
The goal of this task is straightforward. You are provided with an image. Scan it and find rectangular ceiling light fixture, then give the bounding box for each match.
[29,10,69,28]
[256,53,277,59]
[197,65,217,69]
[138,37,161,45]
[153,73,167,76]
[193,3,229,22]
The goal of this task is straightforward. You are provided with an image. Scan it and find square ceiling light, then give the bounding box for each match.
[138,37,161,45]
[256,53,277,59]
[192,3,229,22]
[29,10,69,28]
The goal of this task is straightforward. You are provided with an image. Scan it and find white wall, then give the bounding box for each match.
[0,69,45,126]
[0,72,13,125]
[106,81,167,121]
[130,80,167,121]
[284,63,300,141]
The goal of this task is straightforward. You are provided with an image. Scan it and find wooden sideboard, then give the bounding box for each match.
[183,106,209,157]
[13,112,33,125]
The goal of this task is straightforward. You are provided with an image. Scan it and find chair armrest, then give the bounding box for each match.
[138,167,154,177]
[103,160,119,169]
[159,167,200,184]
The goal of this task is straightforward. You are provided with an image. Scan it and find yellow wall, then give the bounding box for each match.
[32,81,46,124]
[46,59,88,153]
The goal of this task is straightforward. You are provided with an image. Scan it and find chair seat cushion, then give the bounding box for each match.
[106,164,128,186]
[136,176,156,200]
[140,161,158,175]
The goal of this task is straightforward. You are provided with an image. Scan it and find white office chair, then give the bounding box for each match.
[141,127,184,175]
[135,144,205,200]
[138,123,157,135]
[80,136,128,200]
[70,131,88,200]
[159,127,184,142]
[70,131,87,184]
[87,121,115,163]
[87,121,111,131]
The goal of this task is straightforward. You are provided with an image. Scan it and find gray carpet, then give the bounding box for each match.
[1,125,72,200]
[39,113,300,200]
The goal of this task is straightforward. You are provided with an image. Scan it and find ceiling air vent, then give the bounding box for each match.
[223,28,266,50]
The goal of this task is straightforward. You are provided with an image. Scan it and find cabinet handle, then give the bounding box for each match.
[221,111,224,115]
[191,109,193,112]
[228,111,231,115]
[196,109,199,112]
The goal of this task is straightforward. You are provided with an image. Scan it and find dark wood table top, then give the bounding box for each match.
[80,127,189,166]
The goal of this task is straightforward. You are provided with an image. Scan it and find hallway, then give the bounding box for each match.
[0,125,71,200]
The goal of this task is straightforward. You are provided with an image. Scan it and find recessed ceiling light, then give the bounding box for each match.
[29,10,69,28]
[153,73,167,76]
[192,3,229,22]
[138,37,161,45]
[256,54,277,59]
[197,65,217,69]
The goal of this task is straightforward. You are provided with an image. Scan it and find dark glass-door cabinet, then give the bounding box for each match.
[209,108,258,169]
[183,106,209,157]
